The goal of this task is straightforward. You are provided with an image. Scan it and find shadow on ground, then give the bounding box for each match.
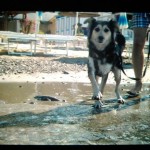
[53,57,88,65]
[0,94,149,128]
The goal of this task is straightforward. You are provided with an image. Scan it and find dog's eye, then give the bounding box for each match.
[104,28,109,32]
[95,27,100,32]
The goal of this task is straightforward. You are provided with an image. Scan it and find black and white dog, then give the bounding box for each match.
[84,18,126,108]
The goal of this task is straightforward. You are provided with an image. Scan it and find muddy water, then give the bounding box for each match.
[0,82,150,145]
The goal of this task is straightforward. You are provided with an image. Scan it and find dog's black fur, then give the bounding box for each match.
[85,18,126,108]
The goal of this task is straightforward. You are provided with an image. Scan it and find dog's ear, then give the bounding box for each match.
[109,20,126,52]
[84,17,96,47]
[108,19,120,32]
[84,17,96,24]
[84,17,96,30]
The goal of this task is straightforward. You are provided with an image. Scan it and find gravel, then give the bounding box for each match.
[0,55,88,75]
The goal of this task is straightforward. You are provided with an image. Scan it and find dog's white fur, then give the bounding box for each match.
[88,57,113,76]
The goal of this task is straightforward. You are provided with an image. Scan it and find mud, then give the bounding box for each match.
[0,82,150,145]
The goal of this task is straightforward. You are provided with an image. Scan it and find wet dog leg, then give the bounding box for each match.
[113,67,125,104]
[88,74,102,100]
[88,57,102,100]
[94,74,108,108]
[99,74,108,94]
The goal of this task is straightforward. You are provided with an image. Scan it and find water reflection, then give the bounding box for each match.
[0,82,150,144]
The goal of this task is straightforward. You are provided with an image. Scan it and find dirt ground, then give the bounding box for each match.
[0,49,149,84]
[0,45,150,145]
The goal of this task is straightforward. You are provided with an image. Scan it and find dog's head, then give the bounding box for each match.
[84,18,120,51]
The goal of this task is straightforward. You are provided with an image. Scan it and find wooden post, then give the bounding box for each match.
[75,12,79,36]
[4,12,8,31]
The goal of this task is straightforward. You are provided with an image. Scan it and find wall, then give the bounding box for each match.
[56,16,90,35]
[8,20,17,32]
[56,16,76,35]
[49,18,56,34]
[0,19,17,31]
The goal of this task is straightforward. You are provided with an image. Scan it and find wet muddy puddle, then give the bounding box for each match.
[0,82,150,145]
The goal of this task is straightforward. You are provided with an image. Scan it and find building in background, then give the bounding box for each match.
[20,12,57,34]
[0,12,57,34]
[56,16,89,35]
[0,17,21,32]
[56,16,75,35]
[1,12,125,35]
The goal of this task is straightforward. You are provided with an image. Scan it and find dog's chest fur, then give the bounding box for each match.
[88,42,117,76]
[88,56,113,76]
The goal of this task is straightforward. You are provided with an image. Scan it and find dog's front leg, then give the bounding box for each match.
[99,74,108,94]
[88,57,102,100]
[94,74,108,108]
[88,74,102,100]
[112,67,125,104]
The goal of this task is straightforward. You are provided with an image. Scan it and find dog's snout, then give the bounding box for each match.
[98,36,104,42]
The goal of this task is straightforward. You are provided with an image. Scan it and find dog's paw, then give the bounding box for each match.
[118,98,125,104]
[94,100,104,109]
[92,93,103,100]
[92,96,100,100]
